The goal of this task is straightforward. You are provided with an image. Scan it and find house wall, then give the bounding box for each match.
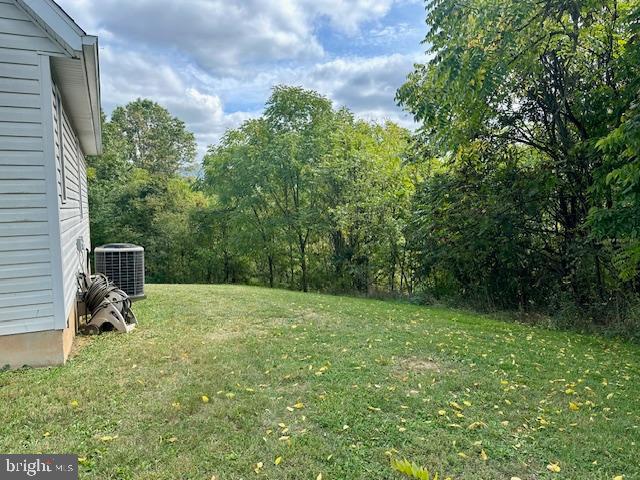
[52,80,90,327]
[0,0,64,337]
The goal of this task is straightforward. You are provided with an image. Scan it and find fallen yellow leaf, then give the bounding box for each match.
[468,421,486,430]
[274,456,282,465]
[547,463,561,473]
[201,395,210,403]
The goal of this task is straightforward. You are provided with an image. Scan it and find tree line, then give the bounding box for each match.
[397,0,639,327]
[89,0,639,331]
[89,90,421,296]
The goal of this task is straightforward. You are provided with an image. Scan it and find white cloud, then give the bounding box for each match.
[278,54,420,128]
[57,0,422,159]
[97,46,259,157]
[59,0,414,71]
[302,0,395,34]
[101,49,417,152]
[305,54,417,106]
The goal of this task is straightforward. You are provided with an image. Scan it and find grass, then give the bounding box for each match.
[1,284,638,480]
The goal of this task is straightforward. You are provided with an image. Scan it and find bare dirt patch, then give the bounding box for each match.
[393,356,441,375]
[69,335,95,359]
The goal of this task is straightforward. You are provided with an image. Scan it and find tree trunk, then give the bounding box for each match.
[299,235,308,292]
[268,254,275,288]
[287,242,295,288]
[223,249,230,283]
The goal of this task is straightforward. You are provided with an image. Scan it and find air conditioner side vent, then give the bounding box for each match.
[94,243,145,299]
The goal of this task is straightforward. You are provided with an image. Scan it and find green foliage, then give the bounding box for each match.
[391,458,442,480]
[398,0,640,323]
[203,86,417,294]
[110,98,197,175]
[87,0,640,335]
[410,143,556,309]
[90,89,417,293]
[588,3,640,283]
[591,99,640,280]
[88,101,206,283]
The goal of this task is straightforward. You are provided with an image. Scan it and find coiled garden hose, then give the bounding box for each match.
[80,273,131,315]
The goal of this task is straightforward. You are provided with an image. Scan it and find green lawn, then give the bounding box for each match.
[1,285,638,479]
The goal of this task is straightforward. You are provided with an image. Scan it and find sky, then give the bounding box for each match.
[56,0,427,158]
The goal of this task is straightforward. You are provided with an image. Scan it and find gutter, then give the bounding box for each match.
[81,36,103,155]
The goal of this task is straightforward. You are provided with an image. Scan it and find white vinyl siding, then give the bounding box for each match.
[53,79,90,324]
[0,1,63,55]
[0,0,62,335]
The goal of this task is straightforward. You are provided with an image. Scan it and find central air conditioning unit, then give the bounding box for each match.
[94,243,145,300]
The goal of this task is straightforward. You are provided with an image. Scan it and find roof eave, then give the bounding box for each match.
[17,0,102,156]
[81,36,102,155]
[16,0,83,55]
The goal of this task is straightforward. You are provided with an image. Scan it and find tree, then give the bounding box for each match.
[398,0,640,314]
[110,99,197,175]
[589,4,640,284]
[319,112,415,293]
[88,101,204,284]
[203,86,416,295]
[262,86,335,292]
[409,143,556,308]
[204,119,283,288]
[87,112,131,249]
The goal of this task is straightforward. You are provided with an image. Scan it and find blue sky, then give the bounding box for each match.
[57,0,427,157]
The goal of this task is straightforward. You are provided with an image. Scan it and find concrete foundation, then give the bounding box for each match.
[0,305,76,369]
